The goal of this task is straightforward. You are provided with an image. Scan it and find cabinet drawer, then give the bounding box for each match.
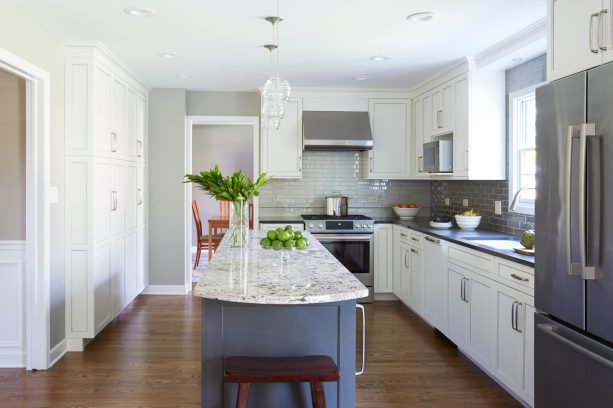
[495,258,534,296]
[408,232,423,249]
[448,243,494,275]
[394,226,411,244]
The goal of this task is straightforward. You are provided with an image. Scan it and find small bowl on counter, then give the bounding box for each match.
[393,206,421,220]
[455,215,482,231]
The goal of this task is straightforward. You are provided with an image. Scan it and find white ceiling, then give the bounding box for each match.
[13,0,546,91]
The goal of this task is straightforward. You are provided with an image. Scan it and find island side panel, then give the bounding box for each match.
[201,299,357,408]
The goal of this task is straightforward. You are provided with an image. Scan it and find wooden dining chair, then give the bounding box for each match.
[218,200,255,230]
[192,200,224,269]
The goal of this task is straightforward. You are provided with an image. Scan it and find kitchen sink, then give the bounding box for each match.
[462,237,521,250]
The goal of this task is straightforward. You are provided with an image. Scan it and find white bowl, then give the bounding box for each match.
[393,206,421,220]
[455,215,482,231]
[429,221,453,229]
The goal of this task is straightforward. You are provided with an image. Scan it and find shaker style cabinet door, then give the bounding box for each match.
[93,65,112,156]
[374,224,394,293]
[261,97,303,178]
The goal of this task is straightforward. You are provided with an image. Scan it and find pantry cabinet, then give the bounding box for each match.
[363,99,412,179]
[260,97,303,178]
[65,45,148,346]
[548,0,612,81]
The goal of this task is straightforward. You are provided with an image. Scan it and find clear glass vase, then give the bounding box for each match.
[228,201,249,247]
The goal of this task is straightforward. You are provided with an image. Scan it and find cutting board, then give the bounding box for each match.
[513,247,535,256]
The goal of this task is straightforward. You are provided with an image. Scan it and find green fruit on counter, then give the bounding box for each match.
[296,239,308,249]
[276,227,285,235]
[267,230,277,241]
[293,231,303,240]
[277,230,291,242]
[285,225,294,232]
[520,230,535,249]
[284,239,296,249]
[260,238,272,247]
[271,240,284,250]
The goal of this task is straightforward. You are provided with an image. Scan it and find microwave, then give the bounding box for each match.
[423,140,453,173]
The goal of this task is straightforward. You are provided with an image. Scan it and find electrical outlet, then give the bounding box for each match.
[444,198,450,206]
[368,196,378,203]
[494,200,502,215]
[463,199,469,207]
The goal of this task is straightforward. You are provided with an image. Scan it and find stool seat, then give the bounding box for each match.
[223,355,339,408]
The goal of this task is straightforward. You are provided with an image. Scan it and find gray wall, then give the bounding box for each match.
[187,91,260,116]
[191,124,253,245]
[430,54,546,236]
[148,89,187,286]
[0,68,26,240]
[0,1,66,349]
[259,151,432,219]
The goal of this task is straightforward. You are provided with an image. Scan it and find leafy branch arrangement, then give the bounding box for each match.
[184,165,271,203]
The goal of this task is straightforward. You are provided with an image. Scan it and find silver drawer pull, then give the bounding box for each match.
[511,273,529,282]
[411,237,419,242]
[410,248,418,254]
[425,236,440,244]
[400,232,408,238]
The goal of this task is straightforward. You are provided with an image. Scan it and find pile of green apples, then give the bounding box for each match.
[261,225,309,250]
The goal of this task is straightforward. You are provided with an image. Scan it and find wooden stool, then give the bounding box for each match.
[224,355,339,408]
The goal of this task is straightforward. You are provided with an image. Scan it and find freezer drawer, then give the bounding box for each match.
[535,313,613,408]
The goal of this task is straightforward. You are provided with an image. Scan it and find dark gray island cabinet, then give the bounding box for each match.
[194,232,368,408]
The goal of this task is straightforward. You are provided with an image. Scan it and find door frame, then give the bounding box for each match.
[0,47,51,369]
[184,116,260,289]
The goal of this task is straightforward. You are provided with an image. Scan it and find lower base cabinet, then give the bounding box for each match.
[447,265,470,349]
[423,236,448,333]
[467,271,496,371]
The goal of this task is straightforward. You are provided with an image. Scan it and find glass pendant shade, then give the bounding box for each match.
[262,76,291,130]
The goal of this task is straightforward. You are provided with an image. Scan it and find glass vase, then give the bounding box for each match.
[228,200,249,247]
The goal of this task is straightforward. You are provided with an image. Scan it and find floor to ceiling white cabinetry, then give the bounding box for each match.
[65,45,148,349]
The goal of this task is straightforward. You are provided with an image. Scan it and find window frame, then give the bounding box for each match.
[508,82,544,215]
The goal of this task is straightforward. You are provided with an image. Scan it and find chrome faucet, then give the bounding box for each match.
[510,187,536,211]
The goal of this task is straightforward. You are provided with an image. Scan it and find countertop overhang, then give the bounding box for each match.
[193,231,369,304]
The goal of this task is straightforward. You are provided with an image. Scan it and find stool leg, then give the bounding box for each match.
[310,382,326,408]
[236,383,250,408]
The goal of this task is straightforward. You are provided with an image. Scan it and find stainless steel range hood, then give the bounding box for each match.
[302,111,373,150]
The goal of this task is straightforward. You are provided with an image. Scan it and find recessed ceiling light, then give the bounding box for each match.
[177,74,195,79]
[353,75,370,81]
[370,55,391,62]
[159,52,182,59]
[124,7,157,17]
[407,12,435,23]
[511,57,524,63]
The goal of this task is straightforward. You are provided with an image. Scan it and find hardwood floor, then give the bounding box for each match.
[0,296,519,407]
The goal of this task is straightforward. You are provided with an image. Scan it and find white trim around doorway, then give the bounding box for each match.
[0,47,51,370]
[184,116,260,291]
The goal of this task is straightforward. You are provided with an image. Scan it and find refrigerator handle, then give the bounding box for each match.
[537,323,613,371]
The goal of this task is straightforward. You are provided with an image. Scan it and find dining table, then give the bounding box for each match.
[208,217,229,261]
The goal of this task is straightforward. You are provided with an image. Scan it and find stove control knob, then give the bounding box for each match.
[309,224,314,228]
[317,223,323,228]
[355,224,362,228]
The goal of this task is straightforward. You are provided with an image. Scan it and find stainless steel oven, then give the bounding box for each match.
[311,233,374,303]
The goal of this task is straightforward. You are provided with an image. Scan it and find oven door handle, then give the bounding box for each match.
[312,234,374,241]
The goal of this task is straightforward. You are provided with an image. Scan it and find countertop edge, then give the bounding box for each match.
[375,219,535,267]
[194,288,370,304]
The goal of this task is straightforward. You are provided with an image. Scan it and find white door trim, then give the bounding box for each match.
[185,116,260,289]
[0,47,51,370]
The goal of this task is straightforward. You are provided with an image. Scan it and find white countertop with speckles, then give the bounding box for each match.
[193,231,369,304]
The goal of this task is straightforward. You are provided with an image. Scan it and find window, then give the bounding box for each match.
[509,83,542,215]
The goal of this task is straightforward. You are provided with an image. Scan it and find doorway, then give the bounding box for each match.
[185,116,260,286]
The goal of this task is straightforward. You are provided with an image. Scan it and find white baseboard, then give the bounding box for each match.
[66,338,84,352]
[0,349,25,368]
[50,339,67,367]
[141,285,189,295]
[374,293,398,301]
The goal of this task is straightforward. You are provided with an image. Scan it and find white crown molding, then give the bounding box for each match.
[409,59,469,96]
[474,17,547,69]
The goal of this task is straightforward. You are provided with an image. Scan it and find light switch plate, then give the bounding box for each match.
[463,199,469,207]
[494,200,502,215]
[368,196,378,203]
[444,198,450,206]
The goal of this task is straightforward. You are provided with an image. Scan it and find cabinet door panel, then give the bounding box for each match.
[447,266,469,348]
[453,76,469,176]
[125,164,137,231]
[494,287,524,391]
[374,225,393,293]
[136,166,145,227]
[93,66,112,155]
[111,237,125,316]
[522,302,535,405]
[368,99,411,178]
[548,0,603,81]
[136,96,147,161]
[442,83,454,131]
[93,160,111,244]
[111,163,125,236]
[431,88,442,134]
[126,88,138,159]
[94,243,112,333]
[124,230,138,306]
[424,238,448,332]
[262,98,302,178]
[137,227,147,292]
[467,274,496,370]
[423,93,432,143]
[111,78,126,156]
[413,98,424,176]
[409,247,423,314]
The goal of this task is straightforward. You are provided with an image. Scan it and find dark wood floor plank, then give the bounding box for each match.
[0,294,519,407]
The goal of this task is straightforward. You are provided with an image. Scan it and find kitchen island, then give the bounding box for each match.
[194,231,368,408]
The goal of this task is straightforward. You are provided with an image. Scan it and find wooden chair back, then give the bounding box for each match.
[192,200,203,238]
[219,200,231,219]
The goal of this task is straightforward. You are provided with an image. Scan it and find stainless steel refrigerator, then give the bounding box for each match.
[535,63,613,407]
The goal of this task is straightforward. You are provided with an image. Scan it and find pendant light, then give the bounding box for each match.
[261,1,291,131]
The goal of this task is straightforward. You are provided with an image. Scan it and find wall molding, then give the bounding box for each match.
[141,285,189,295]
[0,240,26,368]
[49,339,67,367]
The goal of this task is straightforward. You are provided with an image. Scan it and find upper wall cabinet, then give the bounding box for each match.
[412,66,505,180]
[548,0,612,81]
[261,97,303,179]
[362,99,412,179]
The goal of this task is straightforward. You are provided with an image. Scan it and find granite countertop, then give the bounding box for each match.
[259,216,305,224]
[375,217,534,267]
[194,231,369,304]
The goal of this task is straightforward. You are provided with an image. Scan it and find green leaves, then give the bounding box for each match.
[184,164,271,203]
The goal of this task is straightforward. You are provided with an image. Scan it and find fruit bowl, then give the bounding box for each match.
[393,206,421,220]
[455,215,482,231]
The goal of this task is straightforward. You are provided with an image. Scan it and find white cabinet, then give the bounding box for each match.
[548,0,609,81]
[466,271,496,371]
[374,224,393,293]
[430,82,454,136]
[64,45,148,345]
[261,97,303,178]
[408,246,423,314]
[493,283,535,407]
[423,235,448,332]
[363,99,412,179]
[447,264,470,349]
